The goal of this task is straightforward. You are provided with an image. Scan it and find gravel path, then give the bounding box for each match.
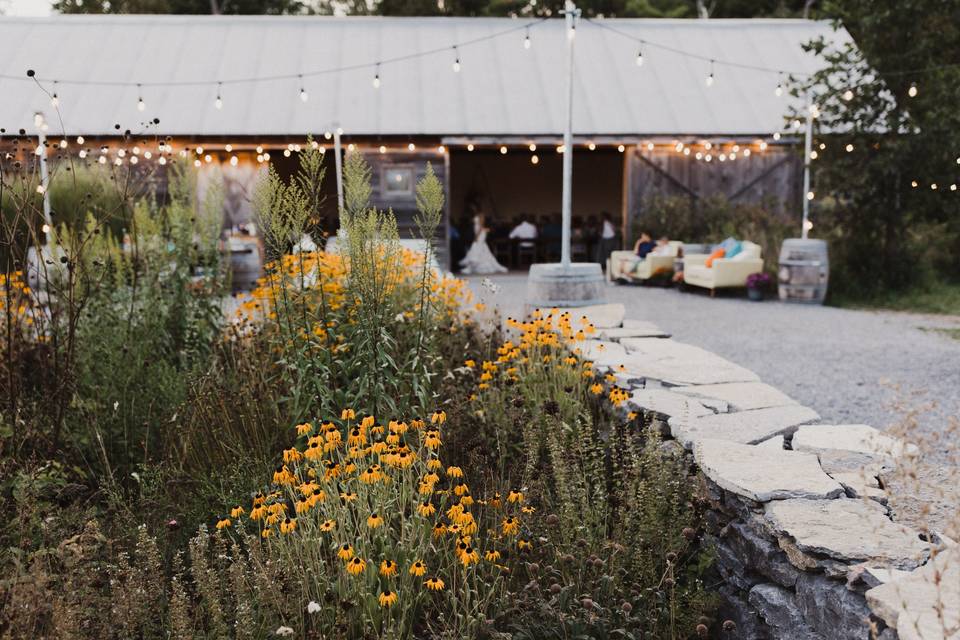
[465,273,960,441]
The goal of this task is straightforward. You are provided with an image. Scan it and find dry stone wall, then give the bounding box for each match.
[551,303,956,640]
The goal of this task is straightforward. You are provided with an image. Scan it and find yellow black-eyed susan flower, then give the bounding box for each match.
[280,517,297,534]
[319,519,336,532]
[379,560,398,577]
[215,517,231,530]
[261,527,273,538]
[337,544,354,560]
[339,491,357,503]
[446,466,464,478]
[296,422,313,436]
[485,550,501,562]
[518,538,533,551]
[409,560,426,576]
[417,501,436,517]
[430,410,446,425]
[346,557,366,576]
[424,430,442,450]
[378,590,398,607]
[432,522,447,537]
[459,546,480,567]
[507,489,524,504]
[501,517,520,535]
[341,408,356,420]
[454,483,470,496]
[367,513,384,529]
[230,506,245,518]
[424,577,445,591]
[426,458,442,471]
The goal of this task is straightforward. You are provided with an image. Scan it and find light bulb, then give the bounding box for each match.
[531,154,539,165]
[567,25,575,40]
[215,95,223,110]
[803,219,814,231]
[810,150,818,160]
[843,89,854,101]
[588,142,596,151]
[930,183,937,190]
[705,73,714,87]
[467,143,475,151]
[524,33,531,49]
[50,93,59,107]
[617,144,625,153]
[452,58,461,73]
[908,84,918,98]
[635,50,643,67]
[500,146,507,155]
[408,143,416,151]
[137,97,146,112]
[78,149,87,159]
[76,136,84,144]
[373,74,380,89]
[743,148,751,157]
[379,145,386,154]
[225,144,232,152]
[760,141,768,151]
[772,132,781,141]
[806,191,814,200]
[528,143,536,152]
[775,83,783,97]
[158,157,167,165]
[911,180,918,188]
[300,88,308,102]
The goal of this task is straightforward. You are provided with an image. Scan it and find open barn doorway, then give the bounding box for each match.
[447,147,625,273]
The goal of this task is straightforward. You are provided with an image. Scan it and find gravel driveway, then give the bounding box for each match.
[465,273,960,441]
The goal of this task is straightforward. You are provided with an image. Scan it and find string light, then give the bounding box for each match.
[136,84,145,112]
[617,144,625,153]
[806,190,815,200]
[772,132,781,141]
[524,28,531,50]
[588,142,596,150]
[531,154,539,164]
[467,143,475,151]
[452,47,461,73]
[50,82,59,107]
[438,145,445,153]
[528,143,536,151]
[775,73,783,97]
[408,142,416,151]
[76,135,84,144]
[373,64,381,89]
[705,60,715,87]
[635,49,644,67]
[299,76,308,102]
[843,89,854,101]
[215,82,223,109]
[500,146,507,154]
[845,143,854,152]
[379,145,387,153]
[908,83,918,98]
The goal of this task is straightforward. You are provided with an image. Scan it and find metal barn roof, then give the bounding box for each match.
[0,15,852,138]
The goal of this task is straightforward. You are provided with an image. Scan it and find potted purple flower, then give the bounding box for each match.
[746,272,771,301]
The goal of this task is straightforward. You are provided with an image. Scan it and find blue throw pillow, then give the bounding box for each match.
[719,237,742,259]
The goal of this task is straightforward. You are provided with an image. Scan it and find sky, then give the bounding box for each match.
[2,0,54,15]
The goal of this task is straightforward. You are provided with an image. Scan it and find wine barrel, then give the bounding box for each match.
[778,238,829,304]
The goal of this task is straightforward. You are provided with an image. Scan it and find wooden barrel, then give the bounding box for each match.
[778,238,829,304]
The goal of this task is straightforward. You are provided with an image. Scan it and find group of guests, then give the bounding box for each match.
[452,211,620,274]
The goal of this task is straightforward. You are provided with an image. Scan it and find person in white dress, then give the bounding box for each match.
[459,214,508,275]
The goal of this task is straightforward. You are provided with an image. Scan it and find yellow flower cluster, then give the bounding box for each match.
[0,271,42,341]
[231,248,472,334]
[221,408,534,611]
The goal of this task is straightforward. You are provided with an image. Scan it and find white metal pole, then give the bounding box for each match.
[35,114,53,245]
[333,126,344,213]
[801,92,813,240]
[560,0,578,269]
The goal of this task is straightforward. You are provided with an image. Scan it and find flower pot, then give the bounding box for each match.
[747,287,765,302]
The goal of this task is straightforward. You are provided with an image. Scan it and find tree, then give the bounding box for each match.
[795,0,960,297]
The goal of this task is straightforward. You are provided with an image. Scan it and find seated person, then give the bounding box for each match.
[508,215,537,247]
[651,236,673,255]
[633,232,657,259]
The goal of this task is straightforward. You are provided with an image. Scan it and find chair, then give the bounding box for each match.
[607,241,682,283]
[682,241,764,296]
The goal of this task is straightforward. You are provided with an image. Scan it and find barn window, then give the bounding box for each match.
[383,165,414,197]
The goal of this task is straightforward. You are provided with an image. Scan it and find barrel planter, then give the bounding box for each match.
[778,238,829,304]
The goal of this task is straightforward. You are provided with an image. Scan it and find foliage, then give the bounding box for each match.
[794,0,960,300]
[443,311,716,638]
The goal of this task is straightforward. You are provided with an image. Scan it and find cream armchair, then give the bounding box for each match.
[683,241,764,295]
[608,241,682,283]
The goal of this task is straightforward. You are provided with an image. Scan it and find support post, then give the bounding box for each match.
[334,126,344,213]
[35,113,53,244]
[560,0,579,269]
[801,93,813,239]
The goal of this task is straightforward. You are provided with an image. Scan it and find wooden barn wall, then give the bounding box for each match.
[363,150,451,269]
[624,145,802,237]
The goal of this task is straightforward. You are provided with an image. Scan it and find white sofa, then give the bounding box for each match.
[683,241,764,295]
[608,241,682,283]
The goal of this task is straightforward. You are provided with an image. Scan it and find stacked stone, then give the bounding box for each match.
[552,303,954,640]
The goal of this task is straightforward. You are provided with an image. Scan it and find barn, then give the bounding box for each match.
[0,15,852,269]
